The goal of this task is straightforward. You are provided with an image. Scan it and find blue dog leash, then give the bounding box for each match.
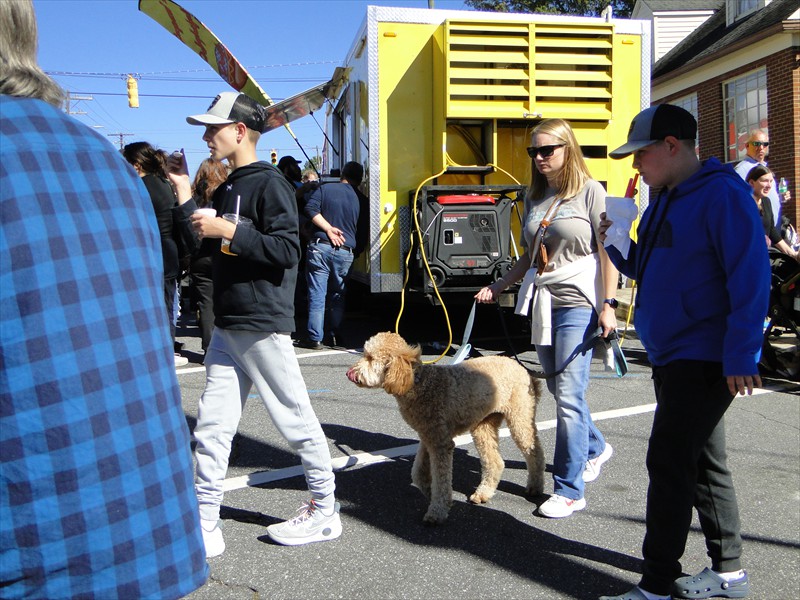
[452,300,627,378]
[494,302,627,378]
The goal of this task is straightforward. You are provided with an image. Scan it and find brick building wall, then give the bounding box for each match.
[659,47,800,227]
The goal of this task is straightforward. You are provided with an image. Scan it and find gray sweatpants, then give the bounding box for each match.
[193,329,336,522]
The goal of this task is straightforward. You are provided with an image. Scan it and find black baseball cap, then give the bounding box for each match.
[610,104,697,159]
[187,92,266,133]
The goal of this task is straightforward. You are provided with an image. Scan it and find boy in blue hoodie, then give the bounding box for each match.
[598,105,769,600]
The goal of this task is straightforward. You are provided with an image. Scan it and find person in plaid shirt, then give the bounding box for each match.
[0,1,208,597]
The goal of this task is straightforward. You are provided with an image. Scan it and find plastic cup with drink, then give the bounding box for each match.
[194,208,217,219]
[221,195,249,256]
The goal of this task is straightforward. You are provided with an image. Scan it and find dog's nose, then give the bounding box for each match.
[346,367,358,384]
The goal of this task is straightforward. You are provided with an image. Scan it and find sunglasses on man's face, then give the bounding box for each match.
[750,141,770,147]
[527,144,564,159]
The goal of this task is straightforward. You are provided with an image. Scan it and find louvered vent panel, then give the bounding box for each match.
[445,20,614,120]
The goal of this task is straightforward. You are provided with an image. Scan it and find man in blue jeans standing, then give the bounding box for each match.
[299,162,362,350]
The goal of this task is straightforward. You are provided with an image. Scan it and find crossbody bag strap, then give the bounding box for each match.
[530,197,565,268]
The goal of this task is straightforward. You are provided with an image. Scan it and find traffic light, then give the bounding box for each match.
[127,75,139,108]
[270,149,277,165]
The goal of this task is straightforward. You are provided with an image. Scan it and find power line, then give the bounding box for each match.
[67,92,291,102]
[45,61,338,78]
[71,92,219,99]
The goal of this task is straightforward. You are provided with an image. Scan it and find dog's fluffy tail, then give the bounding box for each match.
[527,374,542,404]
[526,374,542,433]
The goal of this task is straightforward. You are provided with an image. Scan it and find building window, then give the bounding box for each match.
[671,93,697,120]
[726,0,762,26]
[671,94,698,156]
[722,68,768,162]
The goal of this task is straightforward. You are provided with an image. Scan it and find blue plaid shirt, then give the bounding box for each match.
[0,96,208,598]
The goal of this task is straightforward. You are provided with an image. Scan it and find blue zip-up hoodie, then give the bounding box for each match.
[606,158,769,375]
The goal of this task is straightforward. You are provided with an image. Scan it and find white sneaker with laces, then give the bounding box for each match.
[266,500,342,546]
[583,443,613,483]
[538,494,586,518]
[174,353,189,368]
[200,519,225,558]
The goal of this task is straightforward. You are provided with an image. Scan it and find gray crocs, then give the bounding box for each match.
[672,568,749,599]
[599,587,664,600]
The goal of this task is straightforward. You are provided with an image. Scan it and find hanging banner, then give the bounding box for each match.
[138,0,273,107]
[264,67,349,132]
[139,0,339,158]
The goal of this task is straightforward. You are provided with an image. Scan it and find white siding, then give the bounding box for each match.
[652,11,715,62]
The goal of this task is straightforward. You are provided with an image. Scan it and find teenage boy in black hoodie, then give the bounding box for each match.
[168,92,340,558]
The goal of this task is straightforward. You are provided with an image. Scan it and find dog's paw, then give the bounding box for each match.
[468,487,494,504]
[525,479,545,497]
[422,505,449,525]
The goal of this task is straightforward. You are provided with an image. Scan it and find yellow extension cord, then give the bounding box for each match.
[394,158,635,363]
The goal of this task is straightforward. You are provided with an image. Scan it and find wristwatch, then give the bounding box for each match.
[603,298,619,309]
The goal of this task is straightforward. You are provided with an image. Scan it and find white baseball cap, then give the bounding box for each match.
[186,92,266,132]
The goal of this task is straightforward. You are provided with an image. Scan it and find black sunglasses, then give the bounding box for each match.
[750,141,769,147]
[527,144,564,158]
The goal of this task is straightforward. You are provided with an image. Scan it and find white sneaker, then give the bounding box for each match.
[583,443,613,483]
[266,500,342,546]
[174,353,189,367]
[538,494,586,518]
[201,519,225,558]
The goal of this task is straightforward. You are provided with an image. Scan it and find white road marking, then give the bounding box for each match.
[222,404,664,493]
[174,347,359,375]
[177,352,791,492]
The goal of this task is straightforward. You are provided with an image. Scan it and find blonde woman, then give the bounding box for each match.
[476,118,618,518]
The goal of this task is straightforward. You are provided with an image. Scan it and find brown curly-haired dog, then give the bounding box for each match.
[346,332,544,524]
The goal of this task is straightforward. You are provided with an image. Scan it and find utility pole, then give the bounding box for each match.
[107,133,133,151]
[65,91,92,116]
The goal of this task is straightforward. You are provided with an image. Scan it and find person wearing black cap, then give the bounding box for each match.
[598,104,770,600]
[167,91,341,556]
[277,155,302,188]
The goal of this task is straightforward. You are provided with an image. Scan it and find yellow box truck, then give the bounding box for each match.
[324,6,650,299]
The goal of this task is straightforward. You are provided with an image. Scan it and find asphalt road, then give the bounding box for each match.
[173,298,800,600]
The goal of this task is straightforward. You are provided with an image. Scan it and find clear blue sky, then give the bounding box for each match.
[35,0,468,175]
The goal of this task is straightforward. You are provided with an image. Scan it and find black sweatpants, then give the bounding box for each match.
[640,360,743,595]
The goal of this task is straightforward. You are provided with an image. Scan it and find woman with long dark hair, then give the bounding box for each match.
[123,141,186,365]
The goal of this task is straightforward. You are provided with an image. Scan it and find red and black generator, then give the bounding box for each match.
[410,185,526,292]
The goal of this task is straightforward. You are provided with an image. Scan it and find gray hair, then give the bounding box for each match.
[747,128,768,142]
[0,0,64,107]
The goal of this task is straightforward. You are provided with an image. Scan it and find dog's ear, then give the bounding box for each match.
[383,343,420,396]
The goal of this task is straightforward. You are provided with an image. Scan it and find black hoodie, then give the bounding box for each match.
[176,161,300,333]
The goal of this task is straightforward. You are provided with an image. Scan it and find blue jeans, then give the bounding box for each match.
[305,241,354,342]
[535,306,606,500]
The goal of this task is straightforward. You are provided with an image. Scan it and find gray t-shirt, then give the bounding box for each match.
[523,179,606,307]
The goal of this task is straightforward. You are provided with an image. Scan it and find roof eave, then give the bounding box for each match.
[652,19,795,86]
